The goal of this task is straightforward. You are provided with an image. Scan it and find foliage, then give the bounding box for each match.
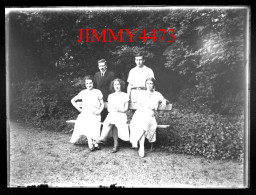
[155,104,244,162]
[161,9,246,113]
[177,87,245,115]
[9,79,81,131]
[7,9,247,115]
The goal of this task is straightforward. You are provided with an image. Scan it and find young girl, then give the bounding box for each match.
[98,78,129,153]
[70,75,104,152]
[129,77,166,158]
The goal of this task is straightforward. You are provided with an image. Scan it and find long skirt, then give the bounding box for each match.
[70,112,101,144]
[129,109,157,147]
[101,112,130,141]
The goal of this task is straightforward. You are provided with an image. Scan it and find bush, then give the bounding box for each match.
[154,103,244,162]
[177,87,245,116]
[9,78,81,131]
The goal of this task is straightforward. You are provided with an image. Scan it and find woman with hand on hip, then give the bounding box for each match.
[70,75,104,152]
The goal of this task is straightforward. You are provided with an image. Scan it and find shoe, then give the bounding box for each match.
[131,147,138,150]
[89,147,95,152]
[138,147,145,158]
[97,139,106,145]
[95,146,101,150]
[112,146,119,153]
[131,143,138,149]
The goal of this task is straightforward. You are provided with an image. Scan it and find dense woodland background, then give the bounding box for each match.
[7,8,247,161]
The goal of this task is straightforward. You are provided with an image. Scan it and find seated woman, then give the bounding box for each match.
[129,77,166,158]
[70,75,104,152]
[98,78,129,153]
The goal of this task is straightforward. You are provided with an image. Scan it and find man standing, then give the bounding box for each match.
[127,53,155,102]
[94,59,115,121]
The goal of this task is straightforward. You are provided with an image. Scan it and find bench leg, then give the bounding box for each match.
[151,143,153,151]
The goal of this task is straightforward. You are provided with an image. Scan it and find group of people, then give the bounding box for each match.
[70,54,166,158]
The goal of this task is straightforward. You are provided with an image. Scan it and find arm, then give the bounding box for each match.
[149,68,155,79]
[108,96,128,113]
[158,99,167,109]
[127,70,133,100]
[107,95,116,113]
[94,98,104,115]
[71,95,82,112]
[99,98,105,113]
[157,92,167,110]
[108,103,114,113]
[127,83,133,100]
[116,101,129,113]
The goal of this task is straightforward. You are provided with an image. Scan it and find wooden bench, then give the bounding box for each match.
[66,101,172,150]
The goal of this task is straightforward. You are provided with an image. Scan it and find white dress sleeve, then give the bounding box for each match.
[74,90,85,100]
[97,89,103,100]
[156,91,166,109]
[123,93,129,103]
[127,69,132,84]
[149,68,155,79]
[107,93,114,111]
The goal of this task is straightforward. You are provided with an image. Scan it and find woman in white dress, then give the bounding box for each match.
[129,77,166,158]
[70,75,104,152]
[98,78,129,153]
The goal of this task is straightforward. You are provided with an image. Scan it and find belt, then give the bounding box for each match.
[132,87,146,90]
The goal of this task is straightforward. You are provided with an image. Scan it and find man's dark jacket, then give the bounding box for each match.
[94,70,115,101]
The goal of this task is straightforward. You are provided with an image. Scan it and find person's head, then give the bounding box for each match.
[110,78,126,93]
[145,77,155,91]
[84,75,95,90]
[134,53,145,68]
[98,59,107,72]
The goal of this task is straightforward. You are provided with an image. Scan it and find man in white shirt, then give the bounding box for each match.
[127,53,155,101]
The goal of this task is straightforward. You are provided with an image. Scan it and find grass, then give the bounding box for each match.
[8,120,246,188]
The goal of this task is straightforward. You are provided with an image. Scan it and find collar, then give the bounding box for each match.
[101,70,107,75]
[135,65,146,70]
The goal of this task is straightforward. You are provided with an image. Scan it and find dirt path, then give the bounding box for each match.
[8,121,245,188]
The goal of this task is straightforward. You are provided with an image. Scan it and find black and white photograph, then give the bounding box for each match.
[6,6,249,188]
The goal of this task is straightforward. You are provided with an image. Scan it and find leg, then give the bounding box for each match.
[70,114,83,144]
[138,134,146,157]
[150,143,154,151]
[133,130,145,148]
[113,126,119,147]
[87,137,94,151]
[112,126,119,153]
[99,124,114,143]
[92,139,100,150]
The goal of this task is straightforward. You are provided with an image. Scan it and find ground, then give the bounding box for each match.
[8,121,245,188]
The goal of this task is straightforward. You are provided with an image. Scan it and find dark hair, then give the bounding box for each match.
[145,77,155,89]
[97,59,107,65]
[134,53,144,59]
[109,78,126,93]
[84,75,95,88]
